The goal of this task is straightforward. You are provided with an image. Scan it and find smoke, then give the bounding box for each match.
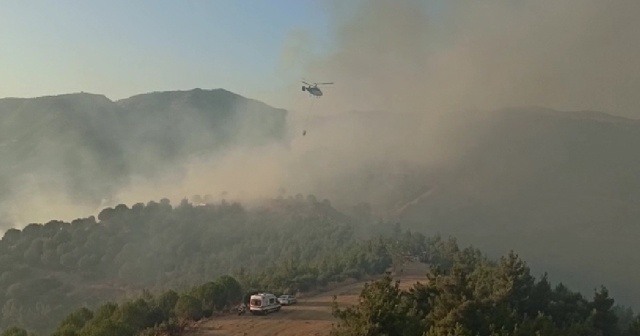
[109,144,293,206]
[295,0,640,118]
[0,0,639,307]
[0,174,102,228]
[250,0,640,214]
[6,0,638,226]
[229,0,640,217]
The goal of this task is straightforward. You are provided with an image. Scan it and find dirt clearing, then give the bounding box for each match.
[185,262,429,336]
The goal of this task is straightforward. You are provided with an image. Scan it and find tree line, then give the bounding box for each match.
[0,220,467,336]
[1,195,637,335]
[0,195,398,334]
[331,241,640,336]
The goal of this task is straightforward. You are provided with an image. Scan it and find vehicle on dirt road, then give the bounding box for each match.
[249,293,281,315]
[278,294,297,305]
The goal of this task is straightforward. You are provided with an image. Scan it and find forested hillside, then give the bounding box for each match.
[3,89,640,333]
[0,195,399,334]
[300,107,640,307]
[3,212,639,336]
[393,108,640,306]
[331,245,640,336]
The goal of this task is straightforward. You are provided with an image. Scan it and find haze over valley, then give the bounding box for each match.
[2,88,640,307]
[2,0,640,335]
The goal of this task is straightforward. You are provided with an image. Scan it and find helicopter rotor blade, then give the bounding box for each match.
[317,82,334,85]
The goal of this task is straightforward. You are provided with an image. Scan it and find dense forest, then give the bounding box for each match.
[0,195,405,335]
[2,90,640,335]
[0,272,245,336]
[1,225,430,336]
[4,89,640,311]
[3,211,638,335]
[330,247,640,336]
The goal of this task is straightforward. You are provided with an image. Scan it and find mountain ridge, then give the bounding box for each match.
[1,88,639,309]
[0,88,288,226]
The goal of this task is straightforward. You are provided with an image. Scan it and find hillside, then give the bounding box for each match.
[36,237,637,336]
[2,88,640,320]
[301,107,640,307]
[391,108,640,307]
[0,89,287,226]
[117,88,288,158]
[0,196,398,334]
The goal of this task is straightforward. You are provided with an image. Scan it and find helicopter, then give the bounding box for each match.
[301,81,333,97]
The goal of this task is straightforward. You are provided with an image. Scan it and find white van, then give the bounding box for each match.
[249,293,281,315]
[278,294,297,305]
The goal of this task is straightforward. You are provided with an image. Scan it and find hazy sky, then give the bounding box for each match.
[3,1,639,117]
[0,0,338,106]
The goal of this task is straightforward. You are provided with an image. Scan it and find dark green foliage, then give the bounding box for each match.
[0,196,405,334]
[0,198,307,332]
[332,240,635,336]
[156,290,179,320]
[191,281,229,313]
[331,275,422,336]
[41,232,403,336]
[3,193,637,335]
[51,307,93,336]
[47,274,239,336]
[174,295,202,322]
[46,270,287,335]
[239,236,393,295]
[625,315,640,336]
[589,286,619,336]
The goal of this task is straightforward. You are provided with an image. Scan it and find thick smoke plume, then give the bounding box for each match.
[2,0,640,307]
[6,0,640,226]
[297,0,640,118]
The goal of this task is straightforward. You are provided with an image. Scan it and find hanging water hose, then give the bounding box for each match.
[303,96,318,136]
[300,80,332,136]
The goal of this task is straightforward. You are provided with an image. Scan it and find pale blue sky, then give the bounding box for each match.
[0,1,450,109]
[0,1,335,105]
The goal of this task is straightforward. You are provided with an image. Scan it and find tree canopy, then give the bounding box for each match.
[332,245,640,336]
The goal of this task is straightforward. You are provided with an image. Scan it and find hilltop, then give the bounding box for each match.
[0,89,287,225]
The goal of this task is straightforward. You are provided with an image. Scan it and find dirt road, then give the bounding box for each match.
[185,262,429,336]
